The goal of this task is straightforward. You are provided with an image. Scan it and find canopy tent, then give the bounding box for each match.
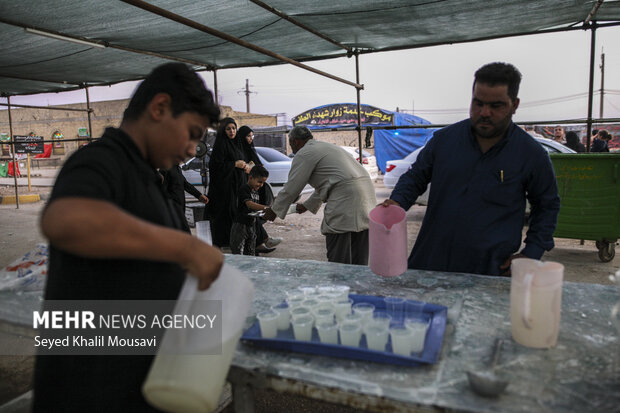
[373,112,435,173]
[1,0,620,96]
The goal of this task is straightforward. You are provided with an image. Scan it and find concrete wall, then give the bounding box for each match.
[0,99,276,160]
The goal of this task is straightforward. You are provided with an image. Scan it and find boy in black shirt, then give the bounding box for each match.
[230,165,269,256]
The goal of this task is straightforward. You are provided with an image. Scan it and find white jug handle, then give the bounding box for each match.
[521,272,534,329]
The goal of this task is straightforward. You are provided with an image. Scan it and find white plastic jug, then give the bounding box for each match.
[142,264,254,413]
[510,258,563,348]
[368,205,408,277]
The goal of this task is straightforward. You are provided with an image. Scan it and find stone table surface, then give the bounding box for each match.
[1,254,619,412]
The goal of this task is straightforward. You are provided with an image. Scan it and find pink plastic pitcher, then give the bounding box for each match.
[368,205,408,277]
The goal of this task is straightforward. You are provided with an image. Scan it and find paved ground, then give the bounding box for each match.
[1,167,618,408]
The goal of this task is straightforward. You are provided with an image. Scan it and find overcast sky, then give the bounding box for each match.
[4,26,619,126]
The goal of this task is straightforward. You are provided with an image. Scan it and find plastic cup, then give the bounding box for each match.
[257,310,279,338]
[292,315,314,341]
[313,306,335,324]
[405,299,425,320]
[341,312,363,324]
[352,302,375,323]
[290,306,312,323]
[384,297,406,323]
[333,298,354,321]
[317,284,335,294]
[301,298,321,310]
[405,318,429,353]
[271,303,290,330]
[315,294,334,308]
[332,285,351,300]
[286,291,305,301]
[390,325,414,356]
[370,311,392,328]
[316,320,339,344]
[339,321,362,347]
[286,296,305,309]
[297,285,316,296]
[364,322,389,351]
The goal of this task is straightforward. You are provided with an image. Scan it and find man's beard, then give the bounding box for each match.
[473,117,511,140]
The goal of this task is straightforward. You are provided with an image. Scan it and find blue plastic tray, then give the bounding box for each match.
[241,294,447,366]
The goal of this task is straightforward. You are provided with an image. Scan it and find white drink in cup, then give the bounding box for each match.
[257,310,279,338]
[405,318,429,353]
[271,303,290,330]
[313,306,335,324]
[339,321,362,347]
[390,325,414,356]
[292,315,314,341]
[316,320,339,344]
[364,321,389,351]
[352,302,375,324]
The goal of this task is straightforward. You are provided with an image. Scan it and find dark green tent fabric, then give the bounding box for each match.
[1,0,619,96]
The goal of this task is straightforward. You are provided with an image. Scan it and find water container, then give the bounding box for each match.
[195,220,212,245]
[368,205,408,277]
[510,258,563,348]
[142,263,254,413]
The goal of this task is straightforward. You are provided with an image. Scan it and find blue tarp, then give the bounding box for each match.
[374,111,436,173]
[295,104,436,172]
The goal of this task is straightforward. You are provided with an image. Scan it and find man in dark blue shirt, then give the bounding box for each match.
[382,62,560,276]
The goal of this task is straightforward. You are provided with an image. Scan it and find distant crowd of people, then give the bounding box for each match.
[549,125,614,153]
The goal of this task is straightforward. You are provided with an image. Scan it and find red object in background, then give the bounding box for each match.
[385,164,396,173]
[34,143,52,159]
[7,161,21,177]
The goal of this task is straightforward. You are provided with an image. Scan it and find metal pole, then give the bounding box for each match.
[213,69,219,105]
[355,52,363,164]
[586,22,597,152]
[599,52,605,119]
[7,96,19,209]
[85,86,93,143]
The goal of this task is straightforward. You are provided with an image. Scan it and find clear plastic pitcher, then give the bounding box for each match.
[368,205,408,277]
[142,264,254,413]
[510,258,563,348]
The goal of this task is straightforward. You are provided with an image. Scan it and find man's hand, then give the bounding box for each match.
[380,199,400,208]
[182,238,224,290]
[499,253,527,276]
[263,207,277,221]
[199,194,209,204]
[295,203,307,213]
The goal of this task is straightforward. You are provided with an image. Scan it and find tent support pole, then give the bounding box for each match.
[85,85,93,144]
[7,96,19,209]
[355,51,363,165]
[586,22,597,152]
[213,69,219,105]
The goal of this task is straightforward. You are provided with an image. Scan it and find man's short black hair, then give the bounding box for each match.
[250,165,269,179]
[123,63,220,125]
[289,126,313,142]
[592,129,599,136]
[473,62,522,102]
[598,130,611,140]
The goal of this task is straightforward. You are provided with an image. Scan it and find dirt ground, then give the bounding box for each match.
[0,178,618,406]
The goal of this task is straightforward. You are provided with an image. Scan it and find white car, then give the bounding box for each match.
[181,146,294,188]
[383,136,576,205]
[340,146,379,181]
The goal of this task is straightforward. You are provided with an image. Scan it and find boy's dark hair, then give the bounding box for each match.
[123,63,220,125]
[250,165,269,179]
[473,62,522,102]
[598,130,610,140]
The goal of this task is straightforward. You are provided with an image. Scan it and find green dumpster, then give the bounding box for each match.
[550,153,620,262]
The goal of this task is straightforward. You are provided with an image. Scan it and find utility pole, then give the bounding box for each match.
[237,79,256,113]
[599,51,605,119]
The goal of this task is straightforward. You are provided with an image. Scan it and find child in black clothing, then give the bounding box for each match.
[230,165,269,255]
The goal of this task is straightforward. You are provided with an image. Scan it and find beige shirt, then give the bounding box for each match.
[271,140,377,234]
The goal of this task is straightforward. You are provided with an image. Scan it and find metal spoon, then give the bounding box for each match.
[467,338,509,397]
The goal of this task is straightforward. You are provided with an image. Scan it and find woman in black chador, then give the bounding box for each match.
[207,118,247,247]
